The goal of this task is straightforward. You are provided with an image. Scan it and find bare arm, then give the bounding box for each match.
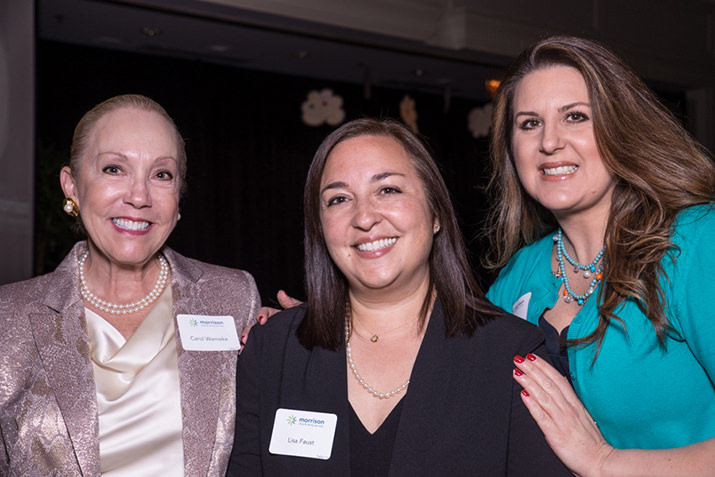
[513,353,715,477]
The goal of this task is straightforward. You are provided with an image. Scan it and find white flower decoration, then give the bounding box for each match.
[467,103,493,138]
[301,89,345,127]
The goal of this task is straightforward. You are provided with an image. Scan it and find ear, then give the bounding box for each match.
[60,166,79,206]
[433,219,441,234]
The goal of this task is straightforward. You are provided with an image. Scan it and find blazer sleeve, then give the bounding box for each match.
[507,340,571,476]
[227,322,264,476]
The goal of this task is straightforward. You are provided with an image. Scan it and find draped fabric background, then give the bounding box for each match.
[36,40,684,304]
[37,41,494,304]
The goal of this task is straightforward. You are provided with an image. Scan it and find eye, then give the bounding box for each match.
[326,195,348,207]
[518,118,541,130]
[380,186,402,195]
[155,170,174,180]
[565,111,589,123]
[102,165,122,174]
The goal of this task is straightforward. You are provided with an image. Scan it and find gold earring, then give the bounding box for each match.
[63,198,79,217]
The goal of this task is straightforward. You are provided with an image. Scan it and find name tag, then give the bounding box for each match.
[269,408,337,460]
[512,292,531,320]
[176,314,240,351]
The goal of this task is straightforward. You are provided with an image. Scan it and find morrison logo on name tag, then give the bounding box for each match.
[176,314,239,351]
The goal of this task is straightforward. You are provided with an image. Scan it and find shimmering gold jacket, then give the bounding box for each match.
[0,242,260,476]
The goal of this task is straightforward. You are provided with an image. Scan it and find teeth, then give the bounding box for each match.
[542,165,578,176]
[356,237,397,252]
[113,218,150,231]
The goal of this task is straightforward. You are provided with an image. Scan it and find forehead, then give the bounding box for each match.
[513,65,588,108]
[321,134,417,180]
[85,106,178,155]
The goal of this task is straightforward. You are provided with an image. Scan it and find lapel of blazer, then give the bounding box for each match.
[29,242,101,476]
[389,299,451,474]
[168,249,230,476]
[309,343,351,468]
[290,339,351,473]
[274,316,351,474]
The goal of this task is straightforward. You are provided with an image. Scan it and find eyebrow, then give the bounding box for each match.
[321,171,405,194]
[514,101,591,119]
[97,151,177,161]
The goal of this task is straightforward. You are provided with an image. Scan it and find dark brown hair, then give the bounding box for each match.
[485,35,715,348]
[300,118,502,350]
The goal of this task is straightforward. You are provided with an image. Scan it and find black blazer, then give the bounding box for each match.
[228,300,569,476]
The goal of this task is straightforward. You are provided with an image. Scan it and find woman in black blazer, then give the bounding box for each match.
[228,118,569,476]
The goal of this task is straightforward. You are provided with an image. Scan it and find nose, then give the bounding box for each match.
[539,122,565,154]
[352,198,380,231]
[126,176,152,208]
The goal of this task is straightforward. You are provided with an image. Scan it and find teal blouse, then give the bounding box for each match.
[487,204,715,449]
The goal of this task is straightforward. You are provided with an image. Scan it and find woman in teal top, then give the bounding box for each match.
[484,35,715,475]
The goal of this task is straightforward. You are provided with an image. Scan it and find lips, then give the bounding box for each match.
[112,217,150,231]
[355,237,397,252]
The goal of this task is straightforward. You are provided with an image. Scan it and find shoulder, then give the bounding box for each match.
[0,269,66,315]
[442,299,543,356]
[242,306,307,363]
[252,306,306,342]
[667,204,715,263]
[165,248,259,298]
[672,204,715,239]
[487,232,554,304]
[479,310,544,349]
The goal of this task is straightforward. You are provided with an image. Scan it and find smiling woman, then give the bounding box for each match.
[0,94,261,475]
[228,118,571,476]
[484,35,715,476]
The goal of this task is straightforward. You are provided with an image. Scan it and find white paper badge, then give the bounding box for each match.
[269,408,338,460]
[512,292,531,320]
[176,314,240,351]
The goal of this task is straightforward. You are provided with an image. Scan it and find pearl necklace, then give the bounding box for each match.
[78,251,170,314]
[345,314,410,399]
[554,229,604,306]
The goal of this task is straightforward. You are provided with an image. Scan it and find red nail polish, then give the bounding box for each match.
[513,368,523,377]
[526,353,536,361]
[514,355,525,363]
[522,389,530,397]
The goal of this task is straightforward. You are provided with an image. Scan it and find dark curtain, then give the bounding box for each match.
[36,40,499,304]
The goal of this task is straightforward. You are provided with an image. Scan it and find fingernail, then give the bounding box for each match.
[514,355,525,363]
[522,389,530,397]
[526,353,536,361]
[513,368,523,377]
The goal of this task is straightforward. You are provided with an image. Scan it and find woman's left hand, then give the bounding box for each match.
[513,353,614,477]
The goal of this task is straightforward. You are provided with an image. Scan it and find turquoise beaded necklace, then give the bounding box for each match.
[554,228,604,306]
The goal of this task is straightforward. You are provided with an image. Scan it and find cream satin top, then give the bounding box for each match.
[86,287,184,476]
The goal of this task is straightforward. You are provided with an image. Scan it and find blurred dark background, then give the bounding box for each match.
[2,0,713,299]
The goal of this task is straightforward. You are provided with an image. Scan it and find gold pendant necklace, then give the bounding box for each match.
[351,316,410,343]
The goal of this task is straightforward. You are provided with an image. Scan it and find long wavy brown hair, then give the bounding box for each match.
[484,35,715,349]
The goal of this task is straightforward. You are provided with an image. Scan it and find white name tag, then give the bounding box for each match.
[512,292,531,320]
[176,314,240,351]
[269,408,338,460]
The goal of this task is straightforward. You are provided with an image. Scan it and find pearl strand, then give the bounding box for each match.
[78,251,169,314]
[345,317,409,399]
